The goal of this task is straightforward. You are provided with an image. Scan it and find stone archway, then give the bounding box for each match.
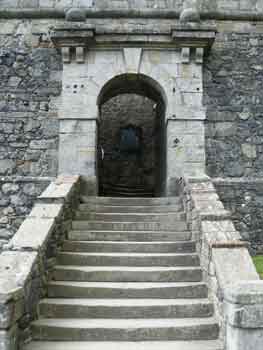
[97,73,167,197]
[51,23,216,195]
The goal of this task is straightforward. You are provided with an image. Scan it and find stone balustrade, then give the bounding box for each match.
[0,175,80,350]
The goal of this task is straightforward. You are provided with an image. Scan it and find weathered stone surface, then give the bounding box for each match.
[65,8,86,22]
[212,248,259,289]
[28,203,63,219]
[0,251,37,302]
[10,218,55,250]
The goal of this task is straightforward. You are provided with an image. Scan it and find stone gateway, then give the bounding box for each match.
[1,1,263,350]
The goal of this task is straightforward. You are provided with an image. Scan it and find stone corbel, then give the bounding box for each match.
[171,23,217,64]
[62,47,71,64]
[76,47,85,63]
[181,47,190,63]
[50,24,95,64]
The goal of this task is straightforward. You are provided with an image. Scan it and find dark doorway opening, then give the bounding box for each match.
[97,74,166,197]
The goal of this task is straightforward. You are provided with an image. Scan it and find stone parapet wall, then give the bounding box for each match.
[0,0,262,13]
[179,175,261,348]
[0,175,80,350]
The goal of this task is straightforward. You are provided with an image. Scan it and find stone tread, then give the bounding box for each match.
[78,205,183,213]
[23,340,223,350]
[62,240,196,252]
[75,213,186,220]
[53,265,202,282]
[47,281,208,299]
[57,252,199,257]
[48,281,207,289]
[57,252,199,267]
[39,298,213,318]
[80,196,182,205]
[54,265,202,272]
[31,317,219,340]
[68,230,192,241]
[39,298,212,307]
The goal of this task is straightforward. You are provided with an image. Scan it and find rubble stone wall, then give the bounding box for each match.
[0,16,263,248]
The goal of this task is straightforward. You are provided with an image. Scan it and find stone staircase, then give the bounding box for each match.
[24,196,223,350]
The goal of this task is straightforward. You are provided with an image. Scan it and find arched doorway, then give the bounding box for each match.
[97,74,167,197]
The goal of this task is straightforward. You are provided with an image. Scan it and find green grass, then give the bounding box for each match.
[253,256,263,279]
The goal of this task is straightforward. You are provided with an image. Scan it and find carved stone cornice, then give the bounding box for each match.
[50,24,95,47]
[50,22,217,64]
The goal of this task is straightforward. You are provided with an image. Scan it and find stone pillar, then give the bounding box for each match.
[58,57,99,194]
[50,26,98,195]
[59,119,98,195]
[225,281,263,350]
[165,61,207,195]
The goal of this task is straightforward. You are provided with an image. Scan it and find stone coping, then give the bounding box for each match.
[0,176,54,183]
[213,177,263,185]
[0,175,80,321]
[0,9,262,21]
[182,175,260,291]
[225,281,263,305]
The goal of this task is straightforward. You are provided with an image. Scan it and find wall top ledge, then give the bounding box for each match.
[0,9,262,22]
[225,281,263,305]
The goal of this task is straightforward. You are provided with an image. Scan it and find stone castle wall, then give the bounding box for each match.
[0,16,263,250]
[0,0,262,12]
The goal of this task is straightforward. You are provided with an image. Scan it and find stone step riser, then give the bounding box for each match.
[78,205,183,213]
[32,322,219,341]
[56,253,200,267]
[68,231,192,242]
[53,268,202,283]
[23,340,224,350]
[75,213,186,222]
[62,241,196,253]
[48,283,208,299]
[81,197,181,206]
[71,221,188,232]
[39,302,214,319]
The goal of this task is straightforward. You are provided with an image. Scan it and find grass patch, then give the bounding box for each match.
[253,255,263,279]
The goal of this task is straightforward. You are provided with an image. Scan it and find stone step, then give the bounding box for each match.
[74,212,186,222]
[78,204,183,213]
[53,266,202,282]
[48,281,208,299]
[39,298,214,319]
[31,317,219,341]
[102,191,154,197]
[23,340,224,350]
[56,252,200,267]
[68,230,192,242]
[81,196,181,206]
[62,240,196,253]
[71,221,188,232]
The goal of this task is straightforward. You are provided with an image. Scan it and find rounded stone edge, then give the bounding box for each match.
[180,7,200,23]
[0,9,262,21]
[65,8,86,22]
[225,281,263,305]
